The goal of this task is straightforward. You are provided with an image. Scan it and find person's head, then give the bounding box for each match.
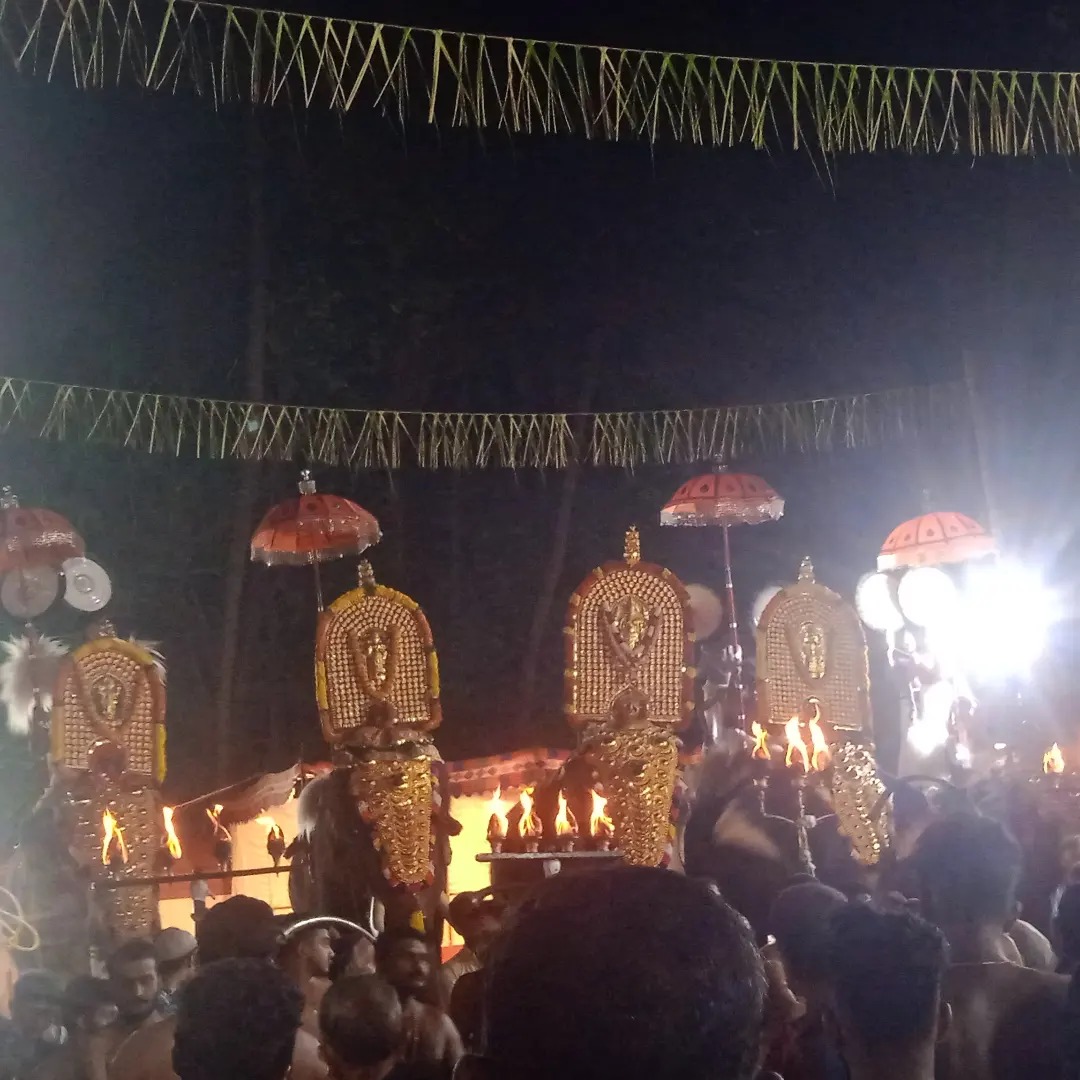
[62,975,118,1035]
[1058,884,1080,964]
[173,959,302,1080]
[447,892,503,959]
[107,939,160,1023]
[330,933,377,982]
[826,904,950,1072]
[374,929,431,1000]
[911,813,1021,930]
[465,866,766,1080]
[768,881,848,1001]
[155,928,198,993]
[279,921,334,981]
[318,975,402,1080]
[195,895,279,965]
[11,972,63,1040]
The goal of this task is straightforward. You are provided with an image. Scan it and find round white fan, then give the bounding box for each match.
[62,557,113,612]
[685,584,724,640]
[1,567,60,619]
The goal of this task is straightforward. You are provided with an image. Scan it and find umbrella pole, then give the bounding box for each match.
[312,560,325,613]
[722,524,746,731]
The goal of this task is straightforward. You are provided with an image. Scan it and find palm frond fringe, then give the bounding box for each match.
[0,376,967,469]
[2,0,1080,154]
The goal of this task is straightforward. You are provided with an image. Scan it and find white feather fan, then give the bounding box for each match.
[0,635,68,736]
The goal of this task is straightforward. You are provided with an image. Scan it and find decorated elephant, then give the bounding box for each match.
[288,562,457,941]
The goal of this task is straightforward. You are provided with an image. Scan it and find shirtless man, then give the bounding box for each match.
[108,897,326,1080]
[374,929,462,1080]
[910,813,1068,1080]
[278,921,334,1038]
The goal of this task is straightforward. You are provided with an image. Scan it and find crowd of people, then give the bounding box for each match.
[4,810,1080,1080]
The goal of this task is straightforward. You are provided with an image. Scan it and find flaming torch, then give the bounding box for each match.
[486,786,510,853]
[751,721,771,761]
[161,806,183,872]
[554,792,578,853]
[257,815,287,868]
[518,788,543,853]
[589,789,615,851]
[101,809,129,870]
[206,803,233,873]
[784,716,810,773]
[808,713,832,773]
[1044,743,1065,777]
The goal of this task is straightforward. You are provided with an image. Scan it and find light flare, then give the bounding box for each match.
[1045,743,1065,775]
[751,721,771,761]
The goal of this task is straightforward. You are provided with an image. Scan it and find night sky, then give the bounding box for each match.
[0,0,1078,828]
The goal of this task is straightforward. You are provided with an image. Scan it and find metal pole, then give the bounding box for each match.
[722,524,746,729]
[312,560,325,613]
[98,864,289,889]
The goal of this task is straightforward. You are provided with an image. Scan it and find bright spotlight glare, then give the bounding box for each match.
[897,567,959,628]
[855,572,903,633]
[960,560,1058,682]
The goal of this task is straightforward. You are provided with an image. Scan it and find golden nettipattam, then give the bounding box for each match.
[564,527,695,869]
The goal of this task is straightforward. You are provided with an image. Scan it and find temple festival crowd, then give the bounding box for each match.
[5,811,1080,1080]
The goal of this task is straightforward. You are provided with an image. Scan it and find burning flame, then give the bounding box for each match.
[206,803,231,839]
[808,715,831,772]
[256,815,284,839]
[101,809,129,866]
[518,788,543,840]
[588,789,614,838]
[555,792,578,837]
[784,716,810,773]
[162,806,183,859]
[1045,743,1066,775]
[486,785,510,840]
[751,721,771,761]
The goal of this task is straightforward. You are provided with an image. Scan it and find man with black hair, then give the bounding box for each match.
[318,975,401,1080]
[375,930,461,1080]
[766,881,848,1080]
[0,971,65,1080]
[107,941,162,1034]
[35,976,117,1080]
[826,903,950,1080]
[109,896,326,1080]
[912,813,1068,1080]
[278,919,334,1037]
[458,866,766,1080]
[172,959,301,1080]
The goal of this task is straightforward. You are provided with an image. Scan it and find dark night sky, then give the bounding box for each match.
[0,0,1078,819]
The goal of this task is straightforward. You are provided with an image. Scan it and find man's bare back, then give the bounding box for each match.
[938,963,1068,1080]
[107,1014,326,1080]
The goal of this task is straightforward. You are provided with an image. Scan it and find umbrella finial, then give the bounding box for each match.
[358,561,376,591]
[798,556,815,583]
[298,470,316,496]
[0,487,18,510]
[624,526,641,566]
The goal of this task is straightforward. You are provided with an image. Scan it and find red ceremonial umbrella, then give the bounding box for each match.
[661,469,784,729]
[0,487,85,574]
[877,511,996,571]
[251,471,381,610]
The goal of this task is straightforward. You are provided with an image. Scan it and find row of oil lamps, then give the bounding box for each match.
[485,786,615,854]
[99,803,287,873]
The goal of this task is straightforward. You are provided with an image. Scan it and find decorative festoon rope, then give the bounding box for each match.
[0,376,967,469]
[2,0,1080,155]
